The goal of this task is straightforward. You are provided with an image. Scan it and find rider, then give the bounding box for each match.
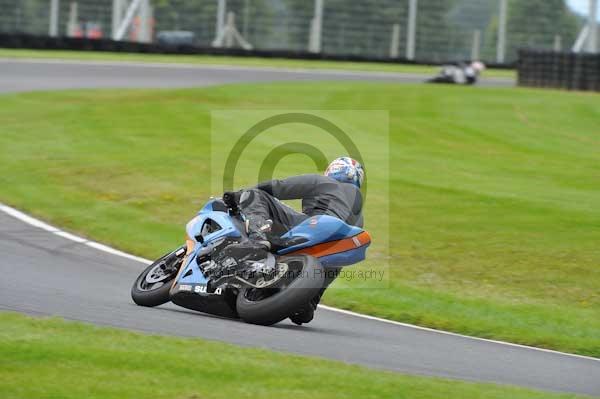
[223,156,365,324]
[432,60,486,85]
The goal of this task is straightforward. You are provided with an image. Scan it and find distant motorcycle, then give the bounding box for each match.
[427,61,486,85]
[131,197,371,325]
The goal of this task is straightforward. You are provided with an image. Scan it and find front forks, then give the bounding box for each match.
[161,245,186,274]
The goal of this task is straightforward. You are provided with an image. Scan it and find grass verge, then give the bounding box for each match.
[0,83,598,357]
[0,48,515,78]
[0,312,591,399]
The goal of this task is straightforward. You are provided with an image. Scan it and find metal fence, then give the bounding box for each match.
[0,0,597,64]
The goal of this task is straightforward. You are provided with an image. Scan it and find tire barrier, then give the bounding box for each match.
[518,49,600,92]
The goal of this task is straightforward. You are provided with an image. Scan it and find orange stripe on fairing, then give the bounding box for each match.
[288,231,371,258]
[171,239,195,290]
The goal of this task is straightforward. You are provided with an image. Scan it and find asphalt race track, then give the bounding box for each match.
[1,59,599,396]
[0,58,512,93]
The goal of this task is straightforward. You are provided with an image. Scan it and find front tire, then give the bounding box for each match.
[236,255,325,326]
[131,248,183,307]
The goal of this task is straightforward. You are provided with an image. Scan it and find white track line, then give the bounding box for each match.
[0,202,597,363]
[0,204,151,265]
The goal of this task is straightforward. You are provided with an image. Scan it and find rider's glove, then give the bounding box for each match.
[222,191,241,210]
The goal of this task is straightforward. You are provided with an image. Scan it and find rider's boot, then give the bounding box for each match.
[246,220,274,250]
[290,304,315,325]
[290,292,321,325]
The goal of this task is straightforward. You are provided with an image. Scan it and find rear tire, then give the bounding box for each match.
[236,255,325,326]
[131,248,182,307]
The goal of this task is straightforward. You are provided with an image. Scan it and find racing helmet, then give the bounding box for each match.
[324,157,365,188]
[471,61,486,73]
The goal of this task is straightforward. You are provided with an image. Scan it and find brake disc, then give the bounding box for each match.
[145,262,173,284]
[254,262,289,287]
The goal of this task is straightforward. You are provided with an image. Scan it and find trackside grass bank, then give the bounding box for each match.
[0,48,516,78]
[0,83,598,356]
[0,312,591,399]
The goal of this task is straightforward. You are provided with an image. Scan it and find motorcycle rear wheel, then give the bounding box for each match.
[236,254,325,326]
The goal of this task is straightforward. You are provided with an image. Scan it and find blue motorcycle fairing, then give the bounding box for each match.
[179,206,242,287]
[277,215,363,254]
[177,245,208,285]
[317,246,369,267]
[186,211,241,243]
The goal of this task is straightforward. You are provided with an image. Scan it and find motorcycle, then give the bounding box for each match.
[131,197,371,325]
[426,62,484,85]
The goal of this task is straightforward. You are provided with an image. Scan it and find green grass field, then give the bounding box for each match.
[0,82,598,357]
[0,48,516,78]
[0,312,591,399]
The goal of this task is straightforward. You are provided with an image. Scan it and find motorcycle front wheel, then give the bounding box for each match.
[131,247,184,307]
[236,254,325,326]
